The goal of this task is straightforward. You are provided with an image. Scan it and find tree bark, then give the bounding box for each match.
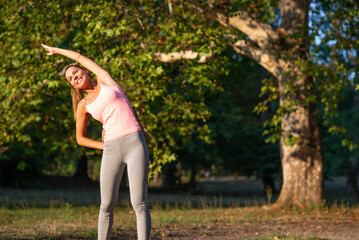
[276,75,325,205]
[273,0,325,206]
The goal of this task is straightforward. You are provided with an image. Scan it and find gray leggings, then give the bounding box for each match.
[98,131,151,240]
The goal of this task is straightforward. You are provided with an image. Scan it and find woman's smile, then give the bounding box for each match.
[77,76,83,85]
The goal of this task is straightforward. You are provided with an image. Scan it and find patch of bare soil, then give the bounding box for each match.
[110,220,359,240]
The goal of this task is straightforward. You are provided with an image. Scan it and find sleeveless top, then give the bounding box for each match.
[83,84,142,142]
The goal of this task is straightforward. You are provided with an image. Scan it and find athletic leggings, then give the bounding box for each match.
[98,131,151,240]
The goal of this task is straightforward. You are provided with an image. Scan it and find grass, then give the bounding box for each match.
[1,193,358,239]
[2,176,355,208]
[0,176,358,239]
[0,188,274,209]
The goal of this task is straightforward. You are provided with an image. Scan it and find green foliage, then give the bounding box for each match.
[194,49,280,180]
[311,0,359,174]
[0,0,225,186]
[321,87,359,176]
[251,0,358,150]
[0,0,83,187]
[1,0,357,188]
[309,1,359,156]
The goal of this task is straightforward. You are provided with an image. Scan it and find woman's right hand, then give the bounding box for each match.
[41,43,57,55]
[102,128,106,142]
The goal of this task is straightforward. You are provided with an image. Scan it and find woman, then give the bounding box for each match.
[41,44,151,240]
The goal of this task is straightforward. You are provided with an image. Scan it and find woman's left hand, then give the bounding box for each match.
[41,43,57,55]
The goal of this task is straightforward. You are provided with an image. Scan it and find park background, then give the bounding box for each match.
[0,0,358,239]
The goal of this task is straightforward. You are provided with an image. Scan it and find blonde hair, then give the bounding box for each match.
[70,86,84,119]
[62,64,84,119]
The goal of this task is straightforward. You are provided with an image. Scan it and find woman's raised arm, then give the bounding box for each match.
[41,44,118,86]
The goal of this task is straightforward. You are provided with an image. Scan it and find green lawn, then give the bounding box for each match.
[1,176,358,239]
[1,190,358,239]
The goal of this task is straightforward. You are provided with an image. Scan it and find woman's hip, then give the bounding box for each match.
[103,131,148,160]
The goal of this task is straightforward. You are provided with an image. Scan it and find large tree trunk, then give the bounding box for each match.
[273,0,325,206]
[159,0,326,206]
[221,0,326,206]
[275,75,325,205]
[254,0,324,206]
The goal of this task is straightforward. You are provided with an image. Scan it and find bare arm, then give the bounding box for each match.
[75,101,104,150]
[41,44,118,86]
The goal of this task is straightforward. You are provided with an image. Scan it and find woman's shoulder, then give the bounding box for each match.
[77,99,88,112]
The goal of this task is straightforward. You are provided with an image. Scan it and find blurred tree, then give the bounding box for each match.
[311,0,359,202]
[170,47,281,194]
[319,87,359,202]
[155,0,358,206]
[204,51,280,193]
[1,1,357,208]
[0,1,82,187]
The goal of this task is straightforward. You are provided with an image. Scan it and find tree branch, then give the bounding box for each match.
[232,40,280,78]
[154,50,213,63]
[168,0,173,15]
[217,11,278,49]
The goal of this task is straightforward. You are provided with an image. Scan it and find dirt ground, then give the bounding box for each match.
[4,176,358,240]
[106,220,359,240]
[4,221,359,240]
[109,176,359,240]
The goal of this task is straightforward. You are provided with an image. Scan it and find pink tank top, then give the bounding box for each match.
[83,84,142,141]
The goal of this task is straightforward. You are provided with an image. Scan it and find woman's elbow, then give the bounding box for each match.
[76,136,85,146]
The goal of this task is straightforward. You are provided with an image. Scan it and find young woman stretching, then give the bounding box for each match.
[41,44,151,240]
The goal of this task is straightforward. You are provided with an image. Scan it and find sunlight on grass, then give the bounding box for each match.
[1,188,358,239]
[1,202,358,239]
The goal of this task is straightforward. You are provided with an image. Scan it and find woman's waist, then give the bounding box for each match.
[103,126,142,142]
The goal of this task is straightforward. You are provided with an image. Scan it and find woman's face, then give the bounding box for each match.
[65,66,88,89]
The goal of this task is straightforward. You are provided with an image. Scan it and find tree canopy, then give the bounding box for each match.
[0,0,227,186]
[0,0,358,206]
